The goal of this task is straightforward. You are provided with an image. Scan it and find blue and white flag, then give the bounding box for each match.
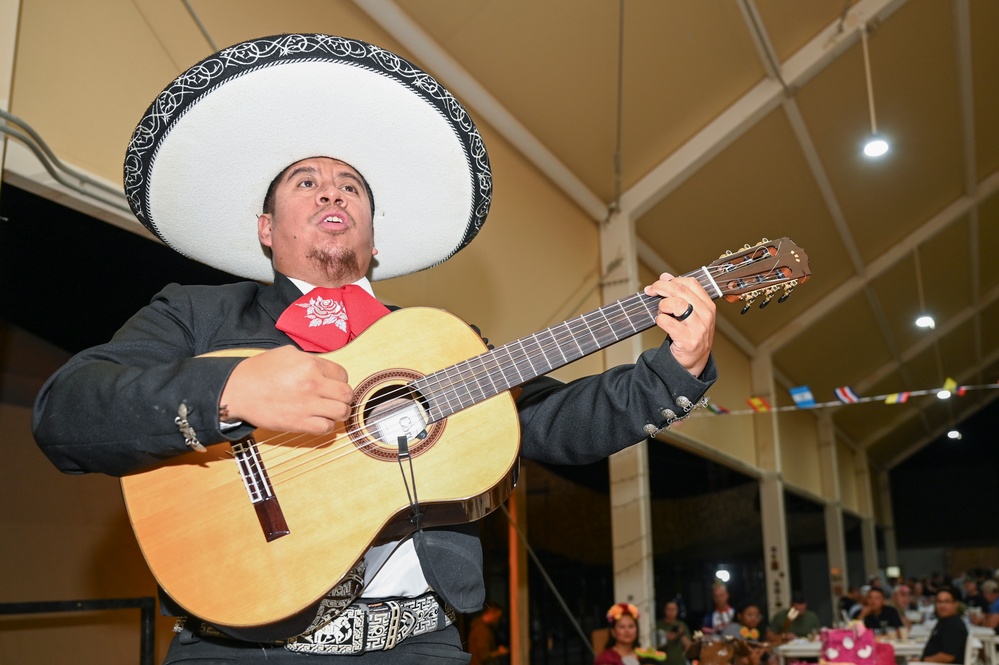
[789,385,816,408]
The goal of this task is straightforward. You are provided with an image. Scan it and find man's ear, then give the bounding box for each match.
[257,213,273,247]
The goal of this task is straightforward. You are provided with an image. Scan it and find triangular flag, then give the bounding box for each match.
[706,402,730,415]
[789,386,816,408]
[747,396,771,412]
[884,392,910,404]
[942,377,957,392]
[834,386,860,404]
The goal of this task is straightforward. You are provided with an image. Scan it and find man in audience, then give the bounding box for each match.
[889,584,913,629]
[920,587,968,663]
[859,587,905,633]
[971,579,999,632]
[767,592,821,643]
[702,582,735,633]
[849,586,870,619]
[962,578,988,614]
[839,586,861,621]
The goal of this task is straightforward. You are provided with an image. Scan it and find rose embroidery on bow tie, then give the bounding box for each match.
[297,295,348,332]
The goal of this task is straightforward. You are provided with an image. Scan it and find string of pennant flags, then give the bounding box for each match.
[699,378,999,416]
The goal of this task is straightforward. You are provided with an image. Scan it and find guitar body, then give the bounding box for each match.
[121,308,520,633]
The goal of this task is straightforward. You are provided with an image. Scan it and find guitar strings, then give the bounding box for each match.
[234,247,795,488]
[253,252,790,484]
[252,251,789,484]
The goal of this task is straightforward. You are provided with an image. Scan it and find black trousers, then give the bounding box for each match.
[162,625,470,664]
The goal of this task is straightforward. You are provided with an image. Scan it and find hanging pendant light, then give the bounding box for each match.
[860,24,889,159]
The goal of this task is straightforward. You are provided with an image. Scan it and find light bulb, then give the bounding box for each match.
[947,430,962,440]
[915,315,935,329]
[863,134,890,158]
[937,389,951,400]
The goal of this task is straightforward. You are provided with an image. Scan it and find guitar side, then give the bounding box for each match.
[121,307,521,632]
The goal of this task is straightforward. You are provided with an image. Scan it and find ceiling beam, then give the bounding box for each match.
[619,0,910,221]
[882,382,999,470]
[860,316,999,456]
[952,0,984,384]
[350,0,608,222]
[856,272,999,398]
[757,168,999,355]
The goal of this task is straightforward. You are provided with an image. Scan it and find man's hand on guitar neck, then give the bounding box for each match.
[219,345,354,434]
[644,273,716,379]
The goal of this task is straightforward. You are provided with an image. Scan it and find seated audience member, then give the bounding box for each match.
[766,592,822,643]
[859,587,905,633]
[971,579,999,632]
[890,584,913,628]
[848,586,870,619]
[656,599,692,664]
[962,578,988,614]
[703,583,735,634]
[914,581,937,621]
[722,602,771,665]
[596,603,664,665]
[839,586,861,621]
[920,587,968,663]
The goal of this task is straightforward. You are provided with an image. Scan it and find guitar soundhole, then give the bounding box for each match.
[349,370,443,461]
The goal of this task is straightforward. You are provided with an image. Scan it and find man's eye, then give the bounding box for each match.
[299,179,315,188]
[343,184,357,193]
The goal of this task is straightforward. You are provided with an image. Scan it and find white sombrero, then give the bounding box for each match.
[124,34,491,282]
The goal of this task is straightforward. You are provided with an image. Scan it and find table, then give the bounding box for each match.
[979,632,997,665]
[775,639,926,664]
[775,631,996,665]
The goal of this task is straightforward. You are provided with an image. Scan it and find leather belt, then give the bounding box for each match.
[175,592,455,656]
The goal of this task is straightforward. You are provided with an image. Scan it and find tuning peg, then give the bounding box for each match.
[759,285,781,308]
[740,290,760,314]
[778,281,797,303]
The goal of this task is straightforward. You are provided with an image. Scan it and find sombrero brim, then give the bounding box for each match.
[124,34,491,282]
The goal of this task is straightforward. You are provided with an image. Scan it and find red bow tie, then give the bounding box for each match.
[275,285,390,352]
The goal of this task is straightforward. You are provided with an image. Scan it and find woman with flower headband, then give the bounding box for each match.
[595,603,666,665]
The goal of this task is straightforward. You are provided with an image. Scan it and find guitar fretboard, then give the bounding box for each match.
[413,266,720,422]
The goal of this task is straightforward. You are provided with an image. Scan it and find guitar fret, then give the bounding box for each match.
[446,364,476,412]
[574,313,602,354]
[514,338,539,381]
[466,359,492,406]
[479,353,502,395]
[525,332,556,375]
[559,319,588,358]
[616,298,641,336]
[459,358,490,410]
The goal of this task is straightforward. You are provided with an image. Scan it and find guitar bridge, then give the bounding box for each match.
[232,436,290,541]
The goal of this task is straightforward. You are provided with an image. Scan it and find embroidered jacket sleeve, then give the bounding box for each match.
[33,282,271,476]
[514,341,717,464]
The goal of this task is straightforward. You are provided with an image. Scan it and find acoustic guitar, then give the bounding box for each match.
[121,237,810,636]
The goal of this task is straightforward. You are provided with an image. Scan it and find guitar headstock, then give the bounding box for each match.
[708,237,811,313]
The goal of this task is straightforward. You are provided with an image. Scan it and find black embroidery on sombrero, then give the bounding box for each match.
[123,33,491,263]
